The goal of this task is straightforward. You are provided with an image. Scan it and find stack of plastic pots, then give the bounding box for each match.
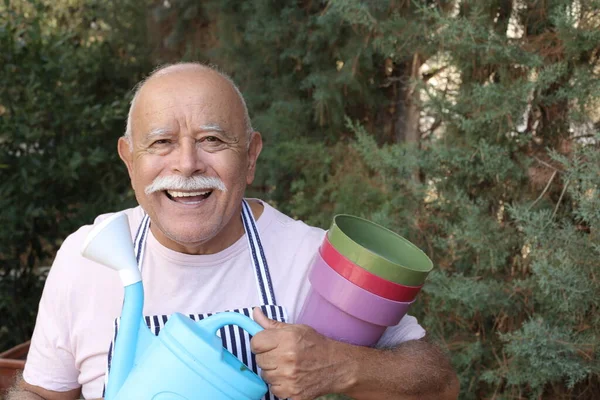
[297,215,434,347]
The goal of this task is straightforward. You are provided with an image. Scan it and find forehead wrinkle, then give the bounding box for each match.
[136,103,233,131]
[139,102,213,118]
[133,90,243,142]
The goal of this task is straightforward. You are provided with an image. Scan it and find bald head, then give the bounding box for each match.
[116,63,265,254]
[124,63,253,146]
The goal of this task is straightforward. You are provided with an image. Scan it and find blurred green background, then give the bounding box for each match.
[1,0,599,398]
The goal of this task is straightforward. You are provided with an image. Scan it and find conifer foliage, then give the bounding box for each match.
[158,0,598,397]
[0,0,148,350]
[2,0,599,398]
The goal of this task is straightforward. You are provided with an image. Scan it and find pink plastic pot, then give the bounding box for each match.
[320,236,423,302]
[297,252,414,347]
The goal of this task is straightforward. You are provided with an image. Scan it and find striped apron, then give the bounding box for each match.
[104,200,287,400]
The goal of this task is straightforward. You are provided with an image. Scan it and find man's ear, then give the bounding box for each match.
[246,131,263,185]
[118,136,134,180]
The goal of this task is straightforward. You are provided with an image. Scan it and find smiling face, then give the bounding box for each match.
[118,66,262,254]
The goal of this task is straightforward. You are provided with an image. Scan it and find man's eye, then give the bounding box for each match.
[152,139,171,146]
[204,136,221,143]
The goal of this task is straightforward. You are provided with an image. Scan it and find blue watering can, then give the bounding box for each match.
[81,212,268,400]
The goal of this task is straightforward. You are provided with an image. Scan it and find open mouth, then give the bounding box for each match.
[164,190,212,205]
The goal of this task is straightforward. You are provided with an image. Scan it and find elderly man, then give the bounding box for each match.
[11,63,459,400]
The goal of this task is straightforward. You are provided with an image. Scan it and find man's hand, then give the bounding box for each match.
[250,308,459,400]
[250,308,356,400]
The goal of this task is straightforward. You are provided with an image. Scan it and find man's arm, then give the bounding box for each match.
[251,308,459,400]
[7,375,82,400]
[338,338,459,400]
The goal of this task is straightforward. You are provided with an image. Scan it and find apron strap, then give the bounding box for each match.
[134,214,150,269]
[241,199,277,305]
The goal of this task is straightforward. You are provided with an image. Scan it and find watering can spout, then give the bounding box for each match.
[81,213,141,286]
[81,212,145,399]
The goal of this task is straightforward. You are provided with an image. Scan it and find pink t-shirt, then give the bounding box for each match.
[23,200,425,398]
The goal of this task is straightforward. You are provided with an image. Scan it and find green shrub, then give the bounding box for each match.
[0,0,149,350]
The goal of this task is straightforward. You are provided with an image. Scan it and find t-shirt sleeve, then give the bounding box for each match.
[23,243,81,392]
[375,314,426,348]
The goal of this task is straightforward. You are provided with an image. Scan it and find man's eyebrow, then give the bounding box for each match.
[145,127,173,139]
[198,123,237,141]
[143,125,236,140]
[198,123,226,133]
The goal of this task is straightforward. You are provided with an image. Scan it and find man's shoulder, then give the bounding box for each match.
[258,200,326,249]
[42,207,143,311]
[60,206,144,252]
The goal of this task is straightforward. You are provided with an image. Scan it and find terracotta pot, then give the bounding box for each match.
[0,341,30,393]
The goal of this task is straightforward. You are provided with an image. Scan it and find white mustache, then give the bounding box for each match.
[145,175,227,195]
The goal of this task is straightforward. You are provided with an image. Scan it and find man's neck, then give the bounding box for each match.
[149,199,265,255]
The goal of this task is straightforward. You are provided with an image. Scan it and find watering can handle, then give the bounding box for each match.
[199,311,264,337]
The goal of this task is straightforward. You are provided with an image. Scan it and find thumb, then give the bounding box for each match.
[253,307,287,330]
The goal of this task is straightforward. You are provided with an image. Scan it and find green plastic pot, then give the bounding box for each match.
[327,215,433,286]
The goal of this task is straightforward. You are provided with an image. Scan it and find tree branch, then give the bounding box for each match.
[529,170,557,210]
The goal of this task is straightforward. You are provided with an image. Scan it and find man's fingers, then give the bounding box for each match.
[260,369,279,384]
[250,329,279,353]
[253,307,287,329]
[251,307,290,353]
[255,353,278,371]
[260,372,295,400]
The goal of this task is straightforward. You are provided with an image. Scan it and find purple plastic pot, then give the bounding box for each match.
[297,252,414,346]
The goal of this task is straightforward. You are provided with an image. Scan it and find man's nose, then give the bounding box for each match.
[172,139,206,176]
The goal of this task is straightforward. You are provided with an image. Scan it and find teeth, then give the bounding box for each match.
[166,190,210,198]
